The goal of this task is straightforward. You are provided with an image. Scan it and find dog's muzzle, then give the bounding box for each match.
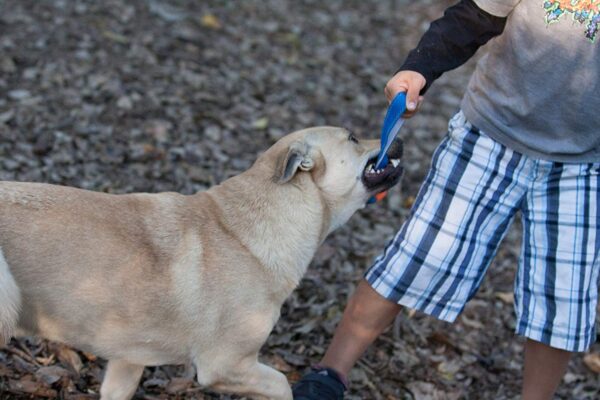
[361,140,404,191]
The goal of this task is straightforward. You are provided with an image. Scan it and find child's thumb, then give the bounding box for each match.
[406,84,421,112]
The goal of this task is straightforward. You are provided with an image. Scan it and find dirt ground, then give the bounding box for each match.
[1,0,599,399]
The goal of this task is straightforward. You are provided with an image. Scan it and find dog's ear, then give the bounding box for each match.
[276,141,315,184]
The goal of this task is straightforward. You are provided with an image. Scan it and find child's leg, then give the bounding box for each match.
[516,161,600,399]
[522,339,571,400]
[320,279,402,376]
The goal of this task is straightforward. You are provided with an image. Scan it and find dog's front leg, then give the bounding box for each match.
[199,357,292,400]
[99,359,145,400]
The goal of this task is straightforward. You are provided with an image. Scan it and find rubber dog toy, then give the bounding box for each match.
[368,92,406,204]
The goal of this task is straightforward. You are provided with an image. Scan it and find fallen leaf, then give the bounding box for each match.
[81,351,97,362]
[266,354,293,373]
[0,363,13,377]
[583,353,600,373]
[102,30,129,44]
[9,376,57,398]
[56,345,83,374]
[252,117,269,130]
[143,377,169,389]
[437,359,461,380]
[495,291,514,305]
[286,370,303,384]
[35,353,56,366]
[166,377,194,394]
[148,0,187,22]
[35,365,70,385]
[406,380,461,400]
[201,14,222,29]
[461,314,484,330]
[403,195,415,209]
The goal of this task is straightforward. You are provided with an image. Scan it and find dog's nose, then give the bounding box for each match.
[387,139,403,159]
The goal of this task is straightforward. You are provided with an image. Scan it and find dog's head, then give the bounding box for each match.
[269,126,403,231]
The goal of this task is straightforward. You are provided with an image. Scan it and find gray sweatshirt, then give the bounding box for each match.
[461,0,600,162]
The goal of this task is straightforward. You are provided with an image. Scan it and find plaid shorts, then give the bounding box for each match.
[366,111,600,352]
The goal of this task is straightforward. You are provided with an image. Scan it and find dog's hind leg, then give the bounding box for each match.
[0,247,20,345]
[200,357,292,400]
[100,359,144,400]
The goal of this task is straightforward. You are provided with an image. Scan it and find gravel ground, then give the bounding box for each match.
[1,0,599,399]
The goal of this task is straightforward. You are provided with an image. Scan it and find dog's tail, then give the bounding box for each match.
[0,247,20,345]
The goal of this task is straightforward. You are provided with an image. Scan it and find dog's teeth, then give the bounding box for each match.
[391,159,400,167]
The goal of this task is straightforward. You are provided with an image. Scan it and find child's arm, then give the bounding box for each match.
[388,0,511,116]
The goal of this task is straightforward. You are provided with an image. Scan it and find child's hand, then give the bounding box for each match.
[384,70,426,118]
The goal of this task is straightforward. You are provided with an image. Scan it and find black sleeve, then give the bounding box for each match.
[399,0,507,93]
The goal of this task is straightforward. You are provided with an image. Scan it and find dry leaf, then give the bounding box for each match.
[406,381,457,400]
[583,353,600,373]
[461,314,484,330]
[35,365,70,385]
[166,377,194,394]
[495,291,514,305]
[437,360,461,380]
[252,117,269,130]
[266,354,293,373]
[81,351,97,362]
[102,30,129,44]
[9,376,57,398]
[56,345,83,374]
[35,353,56,366]
[403,195,416,209]
[201,14,222,29]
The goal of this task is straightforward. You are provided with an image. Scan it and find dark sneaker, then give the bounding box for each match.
[292,366,347,400]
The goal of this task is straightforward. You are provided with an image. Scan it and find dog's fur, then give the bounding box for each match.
[0,127,402,399]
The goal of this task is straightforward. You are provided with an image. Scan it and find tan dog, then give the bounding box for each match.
[0,127,403,400]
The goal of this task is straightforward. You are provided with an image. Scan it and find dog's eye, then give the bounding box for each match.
[348,134,359,144]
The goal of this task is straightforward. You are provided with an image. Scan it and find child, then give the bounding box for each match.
[293,0,600,399]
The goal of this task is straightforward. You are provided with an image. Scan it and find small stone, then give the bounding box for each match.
[102,30,129,44]
[181,70,205,88]
[35,365,70,385]
[204,125,221,141]
[252,117,269,130]
[174,22,202,42]
[2,159,19,171]
[268,128,285,140]
[116,96,133,110]
[0,110,14,123]
[145,120,172,143]
[8,89,31,100]
[23,67,38,80]
[0,57,16,73]
[148,0,187,22]
[33,132,55,156]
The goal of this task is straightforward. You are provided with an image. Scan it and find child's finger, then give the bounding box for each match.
[405,80,421,112]
[384,80,408,103]
[402,96,425,118]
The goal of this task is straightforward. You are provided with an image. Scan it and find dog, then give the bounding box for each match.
[0,126,403,399]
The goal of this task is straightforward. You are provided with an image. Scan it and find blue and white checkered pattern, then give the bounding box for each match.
[366,111,600,352]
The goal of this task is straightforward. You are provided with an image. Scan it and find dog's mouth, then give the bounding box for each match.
[361,140,404,192]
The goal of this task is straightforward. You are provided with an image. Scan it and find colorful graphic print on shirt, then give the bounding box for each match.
[543,0,600,42]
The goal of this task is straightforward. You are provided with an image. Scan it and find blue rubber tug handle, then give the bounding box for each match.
[368,92,407,204]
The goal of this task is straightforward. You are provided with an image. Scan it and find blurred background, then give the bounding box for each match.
[0,0,599,399]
